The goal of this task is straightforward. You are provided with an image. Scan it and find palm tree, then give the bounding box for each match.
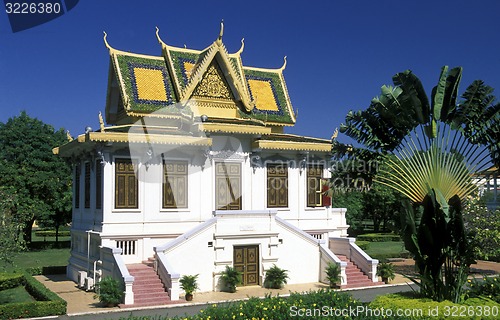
[338,66,500,302]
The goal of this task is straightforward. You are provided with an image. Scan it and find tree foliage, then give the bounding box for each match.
[463,201,500,262]
[0,187,25,266]
[0,111,72,244]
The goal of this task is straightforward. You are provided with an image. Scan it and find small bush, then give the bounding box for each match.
[466,276,500,303]
[169,289,385,320]
[219,266,241,293]
[357,233,401,242]
[94,276,124,306]
[325,262,341,288]
[263,265,288,289]
[376,262,396,283]
[370,292,500,319]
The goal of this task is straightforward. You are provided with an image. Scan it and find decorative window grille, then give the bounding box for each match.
[95,160,102,209]
[309,233,324,240]
[267,163,288,208]
[215,162,242,210]
[116,240,137,255]
[307,164,324,207]
[75,164,80,208]
[84,162,91,208]
[115,159,138,209]
[163,160,188,208]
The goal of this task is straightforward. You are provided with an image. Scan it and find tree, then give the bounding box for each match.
[0,111,72,244]
[0,186,25,266]
[338,66,499,303]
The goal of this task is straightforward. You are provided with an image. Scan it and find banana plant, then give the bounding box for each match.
[337,66,499,303]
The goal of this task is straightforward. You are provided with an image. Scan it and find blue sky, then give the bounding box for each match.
[1,0,499,145]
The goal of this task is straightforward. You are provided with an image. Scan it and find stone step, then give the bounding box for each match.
[334,254,378,288]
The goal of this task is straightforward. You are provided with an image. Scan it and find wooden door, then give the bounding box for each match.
[233,245,259,286]
[215,162,242,210]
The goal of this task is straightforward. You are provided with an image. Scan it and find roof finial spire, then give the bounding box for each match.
[217,19,224,44]
[99,111,105,132]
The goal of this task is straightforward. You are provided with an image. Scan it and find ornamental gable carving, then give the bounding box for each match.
[192,60,234,101]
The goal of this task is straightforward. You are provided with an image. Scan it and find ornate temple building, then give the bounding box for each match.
[54,25,378,306]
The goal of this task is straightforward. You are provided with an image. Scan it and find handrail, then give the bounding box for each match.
[155,218,217,252]
[275,216,322,246]
[319,243,347,286]
[154,251,180,300]
[100,246,134,304]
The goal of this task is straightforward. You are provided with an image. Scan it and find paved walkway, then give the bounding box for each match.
[34,259,500,317]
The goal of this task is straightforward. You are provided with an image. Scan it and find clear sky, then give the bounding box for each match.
[1,0,499,145]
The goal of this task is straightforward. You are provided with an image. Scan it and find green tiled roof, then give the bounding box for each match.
[115,54,187,115]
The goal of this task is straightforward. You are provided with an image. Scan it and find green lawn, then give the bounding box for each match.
[0,286,35,304]
[364,241,409,261]
[0,248,70,273]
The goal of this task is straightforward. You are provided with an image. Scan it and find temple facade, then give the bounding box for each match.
[54,26,378,306]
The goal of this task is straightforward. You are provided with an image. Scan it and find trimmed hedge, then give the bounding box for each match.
[0,273,24,291]
[370,293,499,319]
[355,240,370,250]
[0,273,66,319]
[25,265,67,276]
[357,233,401,242]
[35,230,71,237]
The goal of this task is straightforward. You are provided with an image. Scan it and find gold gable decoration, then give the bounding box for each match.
[192,60,234,101]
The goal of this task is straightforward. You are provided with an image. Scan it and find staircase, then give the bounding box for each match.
[120,259,177,308]
[337,255,378,289]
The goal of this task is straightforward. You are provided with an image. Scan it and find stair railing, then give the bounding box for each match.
[100,246,135,304]
[319,243,347,286]
[153,250,180,300]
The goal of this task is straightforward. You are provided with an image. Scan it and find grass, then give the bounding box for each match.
[0,286,35,304]
[0,248,70,273]
[364,241,409,261]
[0,229,70,273]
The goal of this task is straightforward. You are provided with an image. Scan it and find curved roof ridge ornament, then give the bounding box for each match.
[155,26,167,47]
[235,38,245,55]
[103,31,115,52]
[279,56,287,71]
[216,19,224,45]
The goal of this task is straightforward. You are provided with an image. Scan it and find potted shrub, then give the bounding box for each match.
[325,262,341,288]
[377,262,395,284]
[220,266,241,293]
[180,274,199,301]
[94,276,124,307]
[264,264,288,289]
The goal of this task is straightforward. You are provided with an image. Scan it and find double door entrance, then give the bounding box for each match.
[233,245,259,286]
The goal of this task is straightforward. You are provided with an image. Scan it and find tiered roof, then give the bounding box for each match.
[54,25,332,157]
[104,25,296,128]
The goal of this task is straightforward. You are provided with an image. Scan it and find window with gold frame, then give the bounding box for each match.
[74,164,80,209]
[307,164,323,207]
[84,162,91,209]
[267,163,288,208]
[163,160,188,209]
[95,160,102,210]
[115,158,138,209]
